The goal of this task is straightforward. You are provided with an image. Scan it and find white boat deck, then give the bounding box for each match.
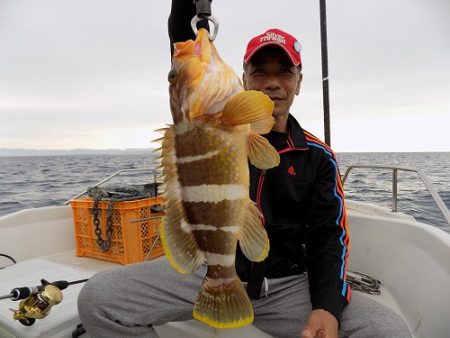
[0,251,274,338]
[0,250,400,338]
[0,206,274,337]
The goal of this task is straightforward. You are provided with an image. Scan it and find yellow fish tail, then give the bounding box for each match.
[193,276,254,329]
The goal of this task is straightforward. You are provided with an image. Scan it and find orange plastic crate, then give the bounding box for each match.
[71,196,165,265]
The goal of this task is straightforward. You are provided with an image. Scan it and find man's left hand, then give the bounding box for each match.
[300,309,338,338]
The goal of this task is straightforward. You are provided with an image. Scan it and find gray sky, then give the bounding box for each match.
[0,0,449,152]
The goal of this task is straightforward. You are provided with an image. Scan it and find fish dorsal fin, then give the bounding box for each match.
[248,132,280,170]
[220,90,274,132]
[238,201,269,262]
[158,126,205,274]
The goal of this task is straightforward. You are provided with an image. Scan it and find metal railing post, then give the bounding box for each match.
[341,164,450,226]
[392,168,398,212]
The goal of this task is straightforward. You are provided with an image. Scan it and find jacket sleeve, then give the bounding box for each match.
[168,0,210,55]
[303,151,351,323]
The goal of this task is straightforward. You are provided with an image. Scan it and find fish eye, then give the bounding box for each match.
[168,69,177,84]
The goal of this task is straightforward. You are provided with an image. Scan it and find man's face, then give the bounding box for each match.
[242,47,302,119]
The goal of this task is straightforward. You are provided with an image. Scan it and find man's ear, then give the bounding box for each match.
[295,73,303,95]
[242,72,248,90]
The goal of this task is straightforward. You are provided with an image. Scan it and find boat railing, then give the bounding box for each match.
[64,168,159,204]
[341,164,450,226]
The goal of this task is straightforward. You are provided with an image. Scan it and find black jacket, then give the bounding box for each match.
[237,115,351,322]
[168,0,350,322]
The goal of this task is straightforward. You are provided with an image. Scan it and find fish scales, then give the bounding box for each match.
[175,127,220,158]
[192,230,237,255]
[159,28,280,329]
[183,200,243,228]
[178,127,244,256]
[207,265,237,279]
[175,128,245,186]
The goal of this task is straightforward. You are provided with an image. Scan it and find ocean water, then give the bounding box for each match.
[0,152,449,230]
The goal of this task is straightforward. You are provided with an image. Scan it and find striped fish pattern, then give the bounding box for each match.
[157,29,280,329]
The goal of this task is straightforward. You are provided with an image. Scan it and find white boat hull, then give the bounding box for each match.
[1,201,449,337]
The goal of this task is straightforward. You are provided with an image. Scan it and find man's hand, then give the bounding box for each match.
[300,309,338,338]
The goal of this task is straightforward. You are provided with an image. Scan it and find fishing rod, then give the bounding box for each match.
[319,0,331,146]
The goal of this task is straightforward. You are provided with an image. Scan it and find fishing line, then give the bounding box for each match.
[0,253,17,269]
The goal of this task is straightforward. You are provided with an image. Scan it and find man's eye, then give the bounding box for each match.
[251,69,265,75]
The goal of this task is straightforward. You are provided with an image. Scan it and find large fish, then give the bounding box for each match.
[157,28,280,329]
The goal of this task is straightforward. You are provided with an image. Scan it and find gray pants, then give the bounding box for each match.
[78,257,411,338]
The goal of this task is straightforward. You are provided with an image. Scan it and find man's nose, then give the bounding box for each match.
[264,76,281,91]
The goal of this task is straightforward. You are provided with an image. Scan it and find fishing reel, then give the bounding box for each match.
[1,278,88,326]
[10,283,63,326]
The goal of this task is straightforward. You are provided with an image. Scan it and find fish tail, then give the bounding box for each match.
[193,276,254,329]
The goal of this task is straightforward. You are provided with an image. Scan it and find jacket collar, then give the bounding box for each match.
[286,114,309,150]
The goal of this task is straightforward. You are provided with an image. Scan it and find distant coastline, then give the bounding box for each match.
[0,148,153,157]
[1,148,447,157]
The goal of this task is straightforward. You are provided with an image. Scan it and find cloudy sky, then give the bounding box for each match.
[0,0,449,152]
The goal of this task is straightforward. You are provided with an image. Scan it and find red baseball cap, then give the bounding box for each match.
[243,28,302,66]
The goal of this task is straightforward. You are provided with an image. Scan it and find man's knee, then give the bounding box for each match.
[77,270,113,317]
[363,312,411,338]
[340,293,411,338]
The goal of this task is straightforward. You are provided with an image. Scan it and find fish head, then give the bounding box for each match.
[169,28,243,122]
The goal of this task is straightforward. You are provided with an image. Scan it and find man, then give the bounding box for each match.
[77,1,411,337]
[238,30,348,337]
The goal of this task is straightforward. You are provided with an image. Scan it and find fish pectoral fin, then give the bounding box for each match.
[238,202,269,262]
[159,126,204,274]
[248,132,280,170]
[220,90,274,132]
[193,276,254,329]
